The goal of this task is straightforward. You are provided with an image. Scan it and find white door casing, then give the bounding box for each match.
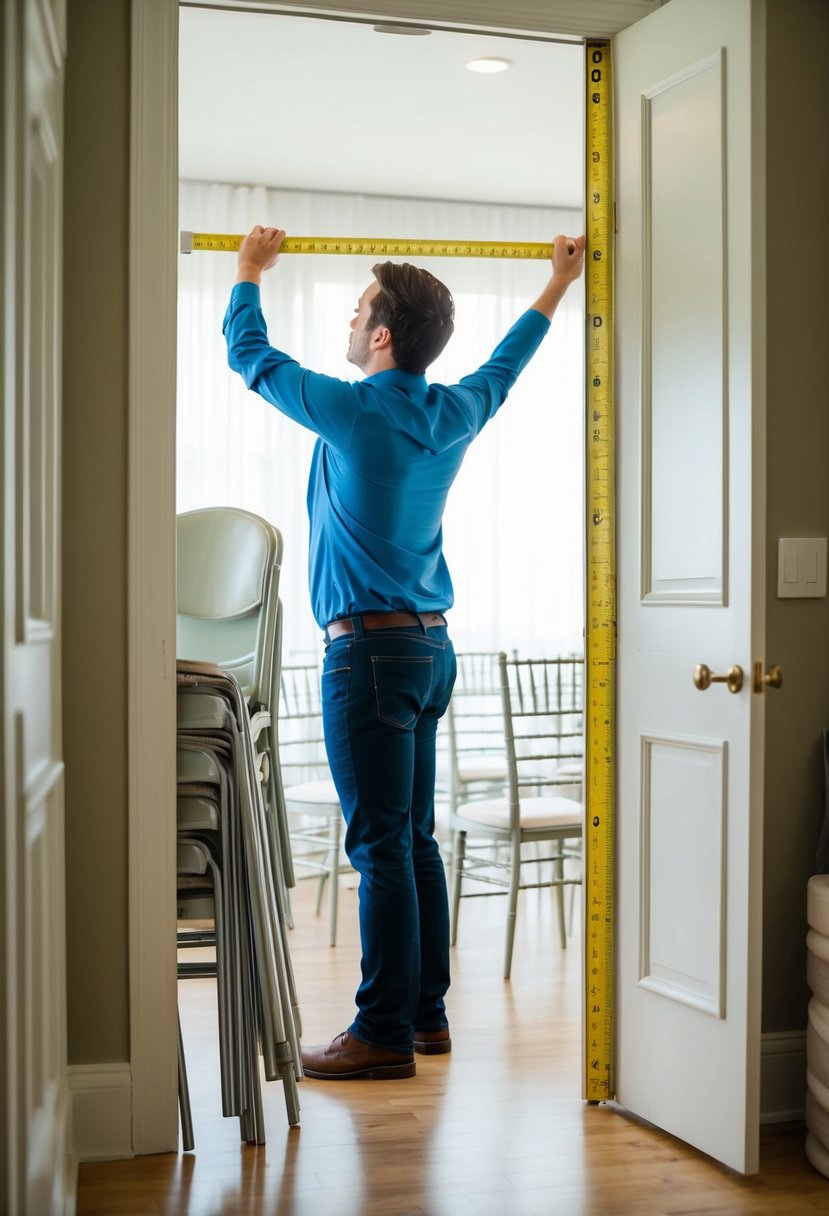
[2,0,74,1211]
[615,0,765,1174]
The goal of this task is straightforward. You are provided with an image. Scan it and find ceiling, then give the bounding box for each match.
[179,7,589,208]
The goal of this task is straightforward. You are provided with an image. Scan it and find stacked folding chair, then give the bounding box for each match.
[175,508,302,1145]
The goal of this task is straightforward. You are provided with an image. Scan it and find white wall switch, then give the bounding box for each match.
[777,537,827,598]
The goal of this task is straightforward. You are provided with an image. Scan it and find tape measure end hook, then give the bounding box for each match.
[180,230,194,255]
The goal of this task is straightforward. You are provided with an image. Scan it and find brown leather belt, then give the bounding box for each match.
[325,611,447,641]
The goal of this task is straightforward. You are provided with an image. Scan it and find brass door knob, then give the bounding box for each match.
[693,664,744,694]
[753,662,783,693]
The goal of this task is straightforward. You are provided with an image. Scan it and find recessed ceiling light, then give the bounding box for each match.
[373,24,432,36]
[466,57,512,74]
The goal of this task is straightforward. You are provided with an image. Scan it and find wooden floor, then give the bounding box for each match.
[77,875,827,1215]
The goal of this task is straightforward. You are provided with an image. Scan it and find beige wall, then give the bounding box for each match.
[63,0,131,1062]
[59,0,829,1074]
[762,0,829,1032]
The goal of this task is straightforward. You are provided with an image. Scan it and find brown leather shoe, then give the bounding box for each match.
[413,1028,451,1055]
[301,1030,416,1080]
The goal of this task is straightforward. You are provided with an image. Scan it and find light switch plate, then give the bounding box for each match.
[777,537,827,598]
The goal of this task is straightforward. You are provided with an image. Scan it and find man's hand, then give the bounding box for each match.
[551,233,586,285]
[529,233,586,320]
[236,225,286,285]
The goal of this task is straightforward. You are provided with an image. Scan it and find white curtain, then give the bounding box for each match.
[178,181,584,661]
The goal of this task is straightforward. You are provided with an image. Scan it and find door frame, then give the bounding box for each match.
[128,0,179,1155]
[128,0,630,1151]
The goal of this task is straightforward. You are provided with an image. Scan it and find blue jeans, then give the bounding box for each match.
[320,617,456,1052]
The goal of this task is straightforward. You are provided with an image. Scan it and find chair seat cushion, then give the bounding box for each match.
[457,759,507,782]
[455,795,583,830]
[284,779,340,809]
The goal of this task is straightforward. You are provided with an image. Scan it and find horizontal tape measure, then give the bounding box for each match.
[583,39,615,1105]
[181,231,553,260]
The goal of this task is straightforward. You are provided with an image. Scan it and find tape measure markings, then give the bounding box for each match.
[181,231,554,260]
[583,38,616,1105]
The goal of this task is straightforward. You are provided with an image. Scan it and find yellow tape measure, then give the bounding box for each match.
[583,39,615,1104]
[181,231,553,260]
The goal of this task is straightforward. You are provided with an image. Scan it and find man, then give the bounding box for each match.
[224,226,585,1080]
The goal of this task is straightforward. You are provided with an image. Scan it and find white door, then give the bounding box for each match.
[615,0,765,1174]
[2,0,72,1211]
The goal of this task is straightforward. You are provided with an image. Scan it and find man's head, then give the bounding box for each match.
[347,262,455,375]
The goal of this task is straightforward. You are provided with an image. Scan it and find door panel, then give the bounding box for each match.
[615,0,764,1174]
[639,733,726,1017]
[3,0,71,1210]
[643,53,726,603]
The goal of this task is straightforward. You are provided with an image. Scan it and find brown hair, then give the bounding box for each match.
[369,262,455,375]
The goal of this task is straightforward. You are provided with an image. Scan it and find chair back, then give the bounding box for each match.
[176,507,283,705]
[499,653,584,815]
[277,663,329,788]
[445,651,509,805]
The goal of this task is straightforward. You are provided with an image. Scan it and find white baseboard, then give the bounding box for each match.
[68,1063,133,1161]
[761,1030,806,1123]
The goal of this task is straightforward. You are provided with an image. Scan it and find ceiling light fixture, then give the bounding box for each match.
[466,57,512,74]
[373,24,432,36]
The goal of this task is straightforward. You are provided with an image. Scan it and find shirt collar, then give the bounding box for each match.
[364,368,428,392]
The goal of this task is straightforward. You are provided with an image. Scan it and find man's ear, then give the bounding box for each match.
[371,325,393,351]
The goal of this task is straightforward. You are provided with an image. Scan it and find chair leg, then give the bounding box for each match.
[328,814,341,948]
[567,841,581,936]
[503,834,521,980]
[283,881,295,931]
[450,830,465,945]
[177,1005,194,1152]
[555,852,567,949]
[314,869,328,918]
[568,876,580,937]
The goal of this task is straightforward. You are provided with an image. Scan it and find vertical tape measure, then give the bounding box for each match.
[583,39,616,1104]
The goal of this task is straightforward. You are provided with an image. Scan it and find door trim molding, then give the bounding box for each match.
[128,0,179,1155]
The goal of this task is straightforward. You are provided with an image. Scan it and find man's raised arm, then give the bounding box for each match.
[529,233,585,320]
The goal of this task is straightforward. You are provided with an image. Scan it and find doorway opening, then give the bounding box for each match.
[176,2,587,1141]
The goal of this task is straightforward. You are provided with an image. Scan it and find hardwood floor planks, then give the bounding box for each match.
[77,878,826,1214]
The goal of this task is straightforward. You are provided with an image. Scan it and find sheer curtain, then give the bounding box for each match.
[178,181,584,660]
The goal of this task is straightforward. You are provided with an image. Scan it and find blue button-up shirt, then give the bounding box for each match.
[223,281,550,627]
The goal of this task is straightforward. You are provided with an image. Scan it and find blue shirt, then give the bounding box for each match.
[223,281,550,627]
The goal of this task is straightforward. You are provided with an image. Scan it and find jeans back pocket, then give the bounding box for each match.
[371,655,434,730]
